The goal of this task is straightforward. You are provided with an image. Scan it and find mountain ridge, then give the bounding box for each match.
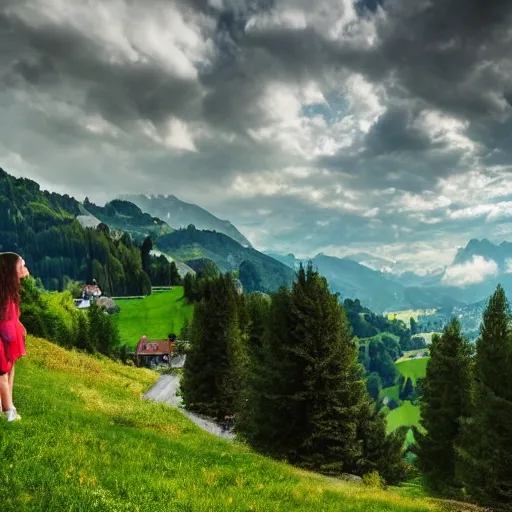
[120,193,252,248]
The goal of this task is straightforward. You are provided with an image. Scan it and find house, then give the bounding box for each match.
[82,279,102,300]
[135,335,175,368]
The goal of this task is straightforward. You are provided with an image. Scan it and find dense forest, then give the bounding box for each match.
[0,169,177,295]
[157,224,294,292]
[180,264,512,509]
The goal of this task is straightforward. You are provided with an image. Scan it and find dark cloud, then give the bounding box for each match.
[1,0,512,270]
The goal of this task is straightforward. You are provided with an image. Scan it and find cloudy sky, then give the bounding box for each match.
[1,0,512,273]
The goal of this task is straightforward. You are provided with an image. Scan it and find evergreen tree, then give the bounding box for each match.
[399,377,414,401]
[170,261,181,285]
[239,263,407,481]
[181,274,246,418]
[74,310,92,352]
[413,318,473,493]
[236,286,298,455]
[367,372,382,402]
[457,285,512,508]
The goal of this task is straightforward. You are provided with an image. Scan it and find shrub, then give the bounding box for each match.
[363,470,384,489]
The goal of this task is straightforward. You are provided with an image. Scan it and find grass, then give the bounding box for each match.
[0,336,468,512]
[114,287,193,348]
[395,358,429,385]
[381,385,400,402]
[386,402,421,433]
[385,310,436,323]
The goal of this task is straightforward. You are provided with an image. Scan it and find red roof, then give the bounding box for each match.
[136,339,174,356]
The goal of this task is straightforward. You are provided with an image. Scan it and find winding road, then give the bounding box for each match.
[142,355,235,440]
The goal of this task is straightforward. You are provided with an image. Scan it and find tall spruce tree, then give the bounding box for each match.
[181,274,245,418]
[413,319,473,493]
[239,263,407,481]
[457,285,512,508]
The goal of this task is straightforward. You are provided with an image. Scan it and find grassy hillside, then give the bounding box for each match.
[387,402,422,433]
[0,337,473,511]
[381,356,430,435]
[157,225,294,293]
[114,288,193,347]
[395,358,429,385]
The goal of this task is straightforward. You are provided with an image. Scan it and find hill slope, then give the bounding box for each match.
[121,193,252,248]
[0,337,461,512]
[82,198,173,242]
[157,225,294,292]
[114,287,193,347]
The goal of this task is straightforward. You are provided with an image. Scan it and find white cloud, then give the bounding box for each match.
[448,201,512,221]
[442,256,499,287]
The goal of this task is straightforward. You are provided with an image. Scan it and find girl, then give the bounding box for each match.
[0,253,29,422]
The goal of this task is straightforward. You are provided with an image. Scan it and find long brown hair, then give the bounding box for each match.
[0,252,22,319]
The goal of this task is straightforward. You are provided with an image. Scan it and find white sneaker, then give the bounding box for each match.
[5,408,21,422]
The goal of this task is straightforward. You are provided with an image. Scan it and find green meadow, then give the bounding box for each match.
[114,287,193,347]
[382,356,430,434]
[395,358,429,386]
[0,337,470,512]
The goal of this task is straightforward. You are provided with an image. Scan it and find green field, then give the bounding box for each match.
[395,358,429,385]
[382,356,429,435]
[381,385,400,402]
[385,309,436,323]
[114,287,193,347]
[0,337,464,512]
[386,402,421,433]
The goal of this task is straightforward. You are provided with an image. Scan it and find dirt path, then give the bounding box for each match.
[142,357,234,440]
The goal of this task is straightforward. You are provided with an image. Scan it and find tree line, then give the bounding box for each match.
[20,276,129,361]
[413,284,512,510]
[181,263,409,485]
[0,169,180,296]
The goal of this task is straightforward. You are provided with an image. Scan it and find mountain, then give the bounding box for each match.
[82,198,173,242]
[344,252,396,272]
[120,194,252,248]
[453,238,512,271]
[156,225,294,292]
[263,251,298,269]
[311,253,460,313]
[0,168,152,295]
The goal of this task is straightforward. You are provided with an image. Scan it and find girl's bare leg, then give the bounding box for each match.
[8,363,15,408]
[0,373,13,412]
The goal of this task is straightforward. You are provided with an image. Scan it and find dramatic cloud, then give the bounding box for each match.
[442,256,500,287]
[1,0,512,271]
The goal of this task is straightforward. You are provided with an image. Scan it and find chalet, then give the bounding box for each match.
[135,335,176,368]
[82,280,102,300]
[75,279,102,309]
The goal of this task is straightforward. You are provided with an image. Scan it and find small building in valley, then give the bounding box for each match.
[135,335,176,368]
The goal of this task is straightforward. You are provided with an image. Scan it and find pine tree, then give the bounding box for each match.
[170,261,181,286]
[236,286,300,455]
[181,274,245,418]
[239,263,407,481]
[413,318,473,493]
[457,285,512,508]
[399,377,414,401]
[367,372,382,402]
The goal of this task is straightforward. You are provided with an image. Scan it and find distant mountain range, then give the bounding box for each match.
[120,194,252,248]
[264,252,462,313]
[267,238,512,312]
[3,166,511,311]
[157,226,294,293]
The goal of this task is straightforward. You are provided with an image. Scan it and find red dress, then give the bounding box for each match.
[0,300,26,373]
